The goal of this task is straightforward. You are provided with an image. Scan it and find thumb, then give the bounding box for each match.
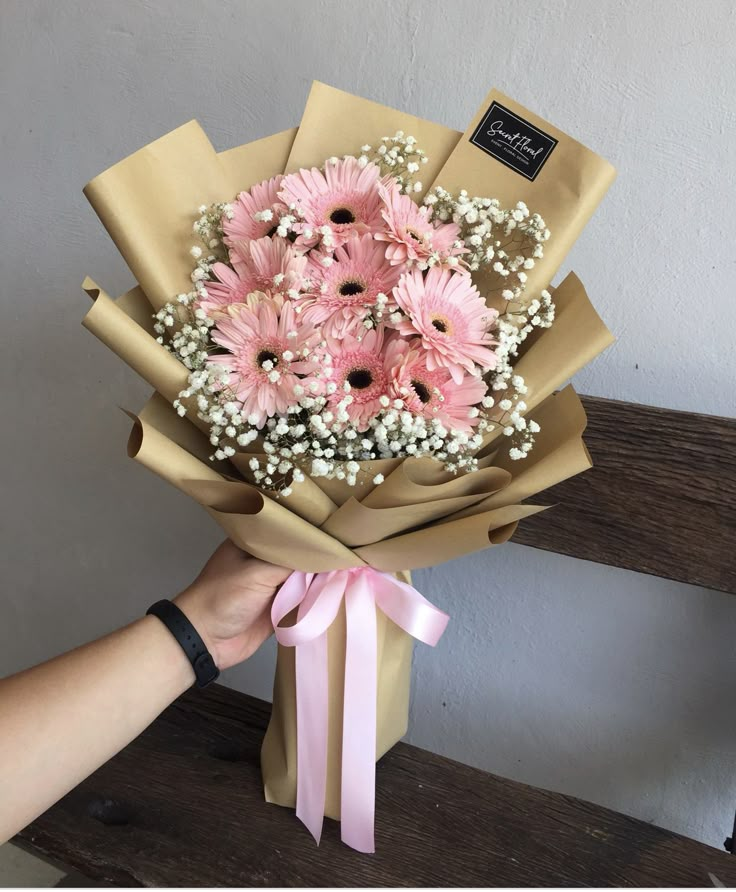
[242,557,293,592]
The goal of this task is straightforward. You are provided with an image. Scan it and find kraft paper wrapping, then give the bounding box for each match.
[230,453,339,528]
[81,82,615,824]
[82,279,189,404]
[427,89,617,305]
[116,285,157,334]
[512,272,615,414]
[285,82,461,201]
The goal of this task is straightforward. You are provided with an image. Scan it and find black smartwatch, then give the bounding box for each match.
[146,599,220,688]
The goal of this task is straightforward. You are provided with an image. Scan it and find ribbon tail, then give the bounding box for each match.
[340,570,378,853]
[272,570,341,847]
[291,571,346,845]
[295,632,329,845]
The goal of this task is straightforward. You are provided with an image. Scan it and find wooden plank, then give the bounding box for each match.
[514,395,736,594]
[17,685,736,888]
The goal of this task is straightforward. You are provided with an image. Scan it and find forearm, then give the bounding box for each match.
[0,615,194,842]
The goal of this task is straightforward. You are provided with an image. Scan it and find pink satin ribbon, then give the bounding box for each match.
[271,566,449,853]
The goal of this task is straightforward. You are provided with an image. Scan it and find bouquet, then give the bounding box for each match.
[81,82,615,852]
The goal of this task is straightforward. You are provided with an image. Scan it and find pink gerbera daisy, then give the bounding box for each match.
[376,181,465,267]
[321,328,397,430]
[208,296,315,428]
[198,263,255,315]
[389,347,487,434]
[278,158,385,248]
[222,176,286,249]
[200,238,306,314]
[296,234,402,338]
[229,235,307,294]
[394,268,499,383]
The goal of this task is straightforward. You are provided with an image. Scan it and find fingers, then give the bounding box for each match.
[217,540,291,585]
[199,539,292,596]
[220,540,291,589]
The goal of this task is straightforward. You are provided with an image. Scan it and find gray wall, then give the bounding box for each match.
[2,0,735,849]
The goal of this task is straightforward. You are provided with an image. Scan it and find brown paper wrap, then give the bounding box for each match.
[285,82,461,201]
[81,83,614,825]
[82,279,189,403]
[427,88,617,304]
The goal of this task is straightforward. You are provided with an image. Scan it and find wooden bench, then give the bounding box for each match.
[16,396,736,886]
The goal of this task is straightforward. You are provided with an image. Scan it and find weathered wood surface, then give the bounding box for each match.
[515,395,736,594]
[17,685,736,888]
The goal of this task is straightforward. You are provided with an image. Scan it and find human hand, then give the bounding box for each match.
[174,540,291,671]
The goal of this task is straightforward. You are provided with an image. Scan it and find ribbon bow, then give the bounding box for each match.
[271,566,449,853]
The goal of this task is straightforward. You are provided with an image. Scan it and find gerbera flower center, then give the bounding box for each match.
[431,315,450,333]
[406,227,424,243]
[347,368,373,389]
[411,379,432,404]
[257,349,279,367]
[338,279,366,297]
[330,207,356,225]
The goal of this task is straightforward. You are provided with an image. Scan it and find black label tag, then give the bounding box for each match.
[469,101,557,181]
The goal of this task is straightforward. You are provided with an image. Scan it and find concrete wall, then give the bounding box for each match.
[2,0,735,848]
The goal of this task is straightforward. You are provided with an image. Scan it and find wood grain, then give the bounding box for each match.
[17,685,736,888]
[514,395,736,594]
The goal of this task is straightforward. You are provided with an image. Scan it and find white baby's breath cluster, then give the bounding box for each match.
[192,202,230,263]
[480,289,556,457]
[426,187,550,296]
[245,397,485,492]
[359,131,429,194]
[157,135,556,494]
[153,203,232,371]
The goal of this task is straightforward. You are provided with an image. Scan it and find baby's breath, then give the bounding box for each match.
[478,289,555,457]
[359,131,429,194]
[425,187,549,302]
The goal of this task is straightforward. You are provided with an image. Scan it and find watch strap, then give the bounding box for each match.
[146,599,220,688]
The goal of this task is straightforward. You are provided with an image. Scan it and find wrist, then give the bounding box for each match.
[139,615,197,693]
